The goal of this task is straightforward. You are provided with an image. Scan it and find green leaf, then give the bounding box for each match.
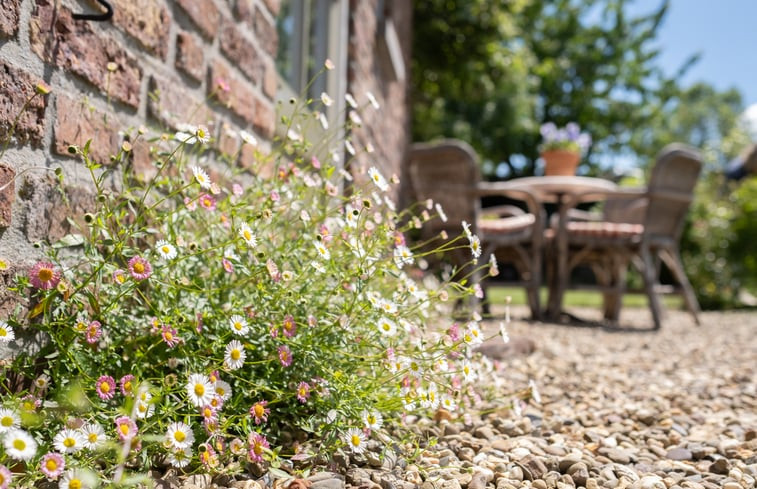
[52,234,86,248]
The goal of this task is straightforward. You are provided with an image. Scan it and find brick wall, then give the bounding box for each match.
[0,0,412,313]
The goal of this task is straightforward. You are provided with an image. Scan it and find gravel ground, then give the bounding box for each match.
[171,307,757,489]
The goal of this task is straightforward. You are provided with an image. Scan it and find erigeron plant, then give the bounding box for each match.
[0,65,529,488]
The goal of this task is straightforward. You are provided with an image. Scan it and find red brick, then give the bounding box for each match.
[175,0,221,39]
[54,95,122,166]
[219,21,264,84]
[263,0,281,16]
[209,59,256,125]
[175,30,205,82]
[0,0,20,38]
[253,98,275,139]
[128,138,158,183]
[217,122,241,157]
[0,164,14,228]
[29,0,142,109]
[253,6,278,57]
[262,57,278,99]
[148,74,215,130]
[234,0,254,26]
[112,0,172,59]
[0,61,49,146]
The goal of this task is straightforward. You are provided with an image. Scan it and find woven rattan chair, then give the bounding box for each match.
[408,140,543,319]
[556,143,703,329]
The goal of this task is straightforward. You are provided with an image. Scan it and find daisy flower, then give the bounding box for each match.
[167,446,193,468]
[224,340,246,370]
[461,220,472,238]
[195,125,210,144]
[393,245,413,268]
[278,345,293,367]
[54,428,85,454]
[161,324,181,348]
[419,383,440,409]
[0,464,12,489]
[489,253,499,276]
[282,315,296,338]
[155,240,177,260]
[239,130,257,146]
[249,400,270,425]
[81,422,106,450]
[313,240,330,260]
[127,255,152,280]
[248,433,269,463]
[40,452,65,479]
[95,375,116,400]
[366,91,380,110]
[367,166,389,191]
[112,268,127,284]
[362,410,383,430]
[440,394,457,411]
[199,193,216,211]
[135,394,155,419]
[29,261,61,290]
[296,382,310,403]
[344,427,366,453]
[320,92,333,106]
[0,321,14,344]
[115,416,138,441]
[238,223,257,247]
[200,405,218,424]
[0,408,19,433]
[85,320,102,344]
[59,469,96,489]
[120,374,135,396]
[20,394,41,412]
[311,260,326,273]
[463,322,483,346]
[4,429,38,461]
[187,374,214,407]
[229,314,249,336]
[469,234,482,259]
[191,165,211,189]
[377,317,397,337]
[33,373,50,392]
[165,421,195,449]
[345,92,358,109]
[214,379,232,401]
[460,360,477,383]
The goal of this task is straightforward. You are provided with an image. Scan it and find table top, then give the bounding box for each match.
[478,176,618,203]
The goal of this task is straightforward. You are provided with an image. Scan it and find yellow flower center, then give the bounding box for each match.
[46,458,59,471]
[382,323,390,331]
[0,329,6,337]
[253,443,263,455]
[368,415,376,424]
[164,331,173,341]
[119,424,130,436]
[254,405,264,417]
[115,273,125,283]
[133,262,145,273]
[351,434,361,447]
[100,381,110,393]
[138,403,147,413]
[1,416,12,427]
[64,437,76,448]
[13,438,26,450]
[231,349,241,360]
[215,387,225,396]
[243,230,252,240]
[203,408,212,418]
[123,381,132,393]
[38,268,53,282]
[69,479,82,489]
[161,246,170,254]
[234,322,242,330]
[194,384,205,396]
[88,433,98,443]
[174,430,186,442]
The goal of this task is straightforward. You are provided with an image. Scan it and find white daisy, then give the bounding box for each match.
[135,396,155,419]
[344,427,366,453]
[434,203,447,223]
[165,421,195,449]
[174,129,197,144]
[440,394,457,411]
[191,165,211,190]
[461,360,477,383]
[224,340,246,370]
[461,220,472,238]
[379,300,397,315]
[489,253,499,276]
[317,111,329,130]
[401,387,416,411]
[59,469,97,489]
[0,321,14,344]
[463,322,483,346]
[365,91,380,110]
[167,446,193,468]
[3,429,37,461]
[311,261,326,273]
[186,373,214,407]
[499,321,510,344]
[419,383,440,409]
[469,234,482,259]
[81,422,107,450]
[155,240,177,260]
[195,125,210,144]
[53,428,86,454]
[404,357,424,378]
[238,223,257,247]
[214,379,232,401]
[362,410,383,430]
[320,92,333,106]
[0,408,19,433]
[313,240,330,260]
[393,246,413,268]
[345,93,358,109]
[239,130,257,146]
[367,167,389,192]
[229,315,249,336]
[377,317,397,337]
[345,139,356,155]
[33,374,50,391]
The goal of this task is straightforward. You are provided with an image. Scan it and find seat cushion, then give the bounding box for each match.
[566,221,644,238]
[477,213,536,234]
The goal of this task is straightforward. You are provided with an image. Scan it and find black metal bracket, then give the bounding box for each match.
[72,0,114,22]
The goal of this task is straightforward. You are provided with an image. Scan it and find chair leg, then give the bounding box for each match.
[527,243,542,321]
[605,255,628,323]
[639,247,663,330]
[660,247,701,325]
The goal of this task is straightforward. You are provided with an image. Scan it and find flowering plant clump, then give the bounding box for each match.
[538,122,592,154]
[0,64,525,486]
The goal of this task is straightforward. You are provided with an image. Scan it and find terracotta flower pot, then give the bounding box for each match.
[541,150,581,176]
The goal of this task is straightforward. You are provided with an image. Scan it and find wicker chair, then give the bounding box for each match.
[556,143,703,329]
[407,140,543,319]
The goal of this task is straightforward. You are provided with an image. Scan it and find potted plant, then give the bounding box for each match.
[538,122,592,176]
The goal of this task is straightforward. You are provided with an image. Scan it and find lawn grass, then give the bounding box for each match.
[486,286,684,309]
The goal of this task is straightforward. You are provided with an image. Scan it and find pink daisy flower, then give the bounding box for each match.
[0,464,12,488]
[248,433,269,463]
[29,261,61,290]
[232,183,243,196]
[96,375,116,400]
[249,400,270,425]
[161,324,181,348]
[184,196,197,211]
[199,443,217,467]
[85,320,102,344]
[447,322,461,342]
[282,315,297,338]
[222,258,234,273]
[112,269,127,284]
[115,416,138,441]
[39,452,65,479]
[296,382,310,403]
[199,193,217,211]
[311,156,321,169]
[127,256,152,280]
[200,405,218,424]
[120,374,135,396]
[278,345,292,367]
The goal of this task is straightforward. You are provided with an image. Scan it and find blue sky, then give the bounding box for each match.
[630,0,757,108]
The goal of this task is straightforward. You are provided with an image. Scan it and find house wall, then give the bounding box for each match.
[0,0,412,316]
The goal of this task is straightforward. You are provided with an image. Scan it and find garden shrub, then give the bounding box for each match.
[0,73,513,487]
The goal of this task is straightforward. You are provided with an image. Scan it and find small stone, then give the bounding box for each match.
[708,459,730,475]
[184,474,211,489]
[310,478,345,489]
[637,475,666,489]
[515,454,548,481]
[474,425,497,440]
[666,448,693,461]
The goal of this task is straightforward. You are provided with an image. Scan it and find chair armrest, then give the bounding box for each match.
[480,204,526,219]
[475,183,544,218]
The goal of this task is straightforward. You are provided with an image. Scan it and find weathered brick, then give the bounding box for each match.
[0,61,48,146]
[112,0,172,59]
[217,122,240,157]
[253,6,278,57]
[128,138,158,183]
[0,0,20,38]
[148,74,215,130]
[29,0,142,109]
[262,0,281,16]
[54,95,122,165]
[219,21,264,84]
[253,98,275,139]
[208,59,256,125]
[0,164,14,228]
[234,0,254,26]
[262,57,278,99]
[175,0,221,39]
[175,30,205,82]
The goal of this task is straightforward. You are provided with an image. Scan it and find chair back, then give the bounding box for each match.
[408,140,481,238]
[643,143,703,241]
